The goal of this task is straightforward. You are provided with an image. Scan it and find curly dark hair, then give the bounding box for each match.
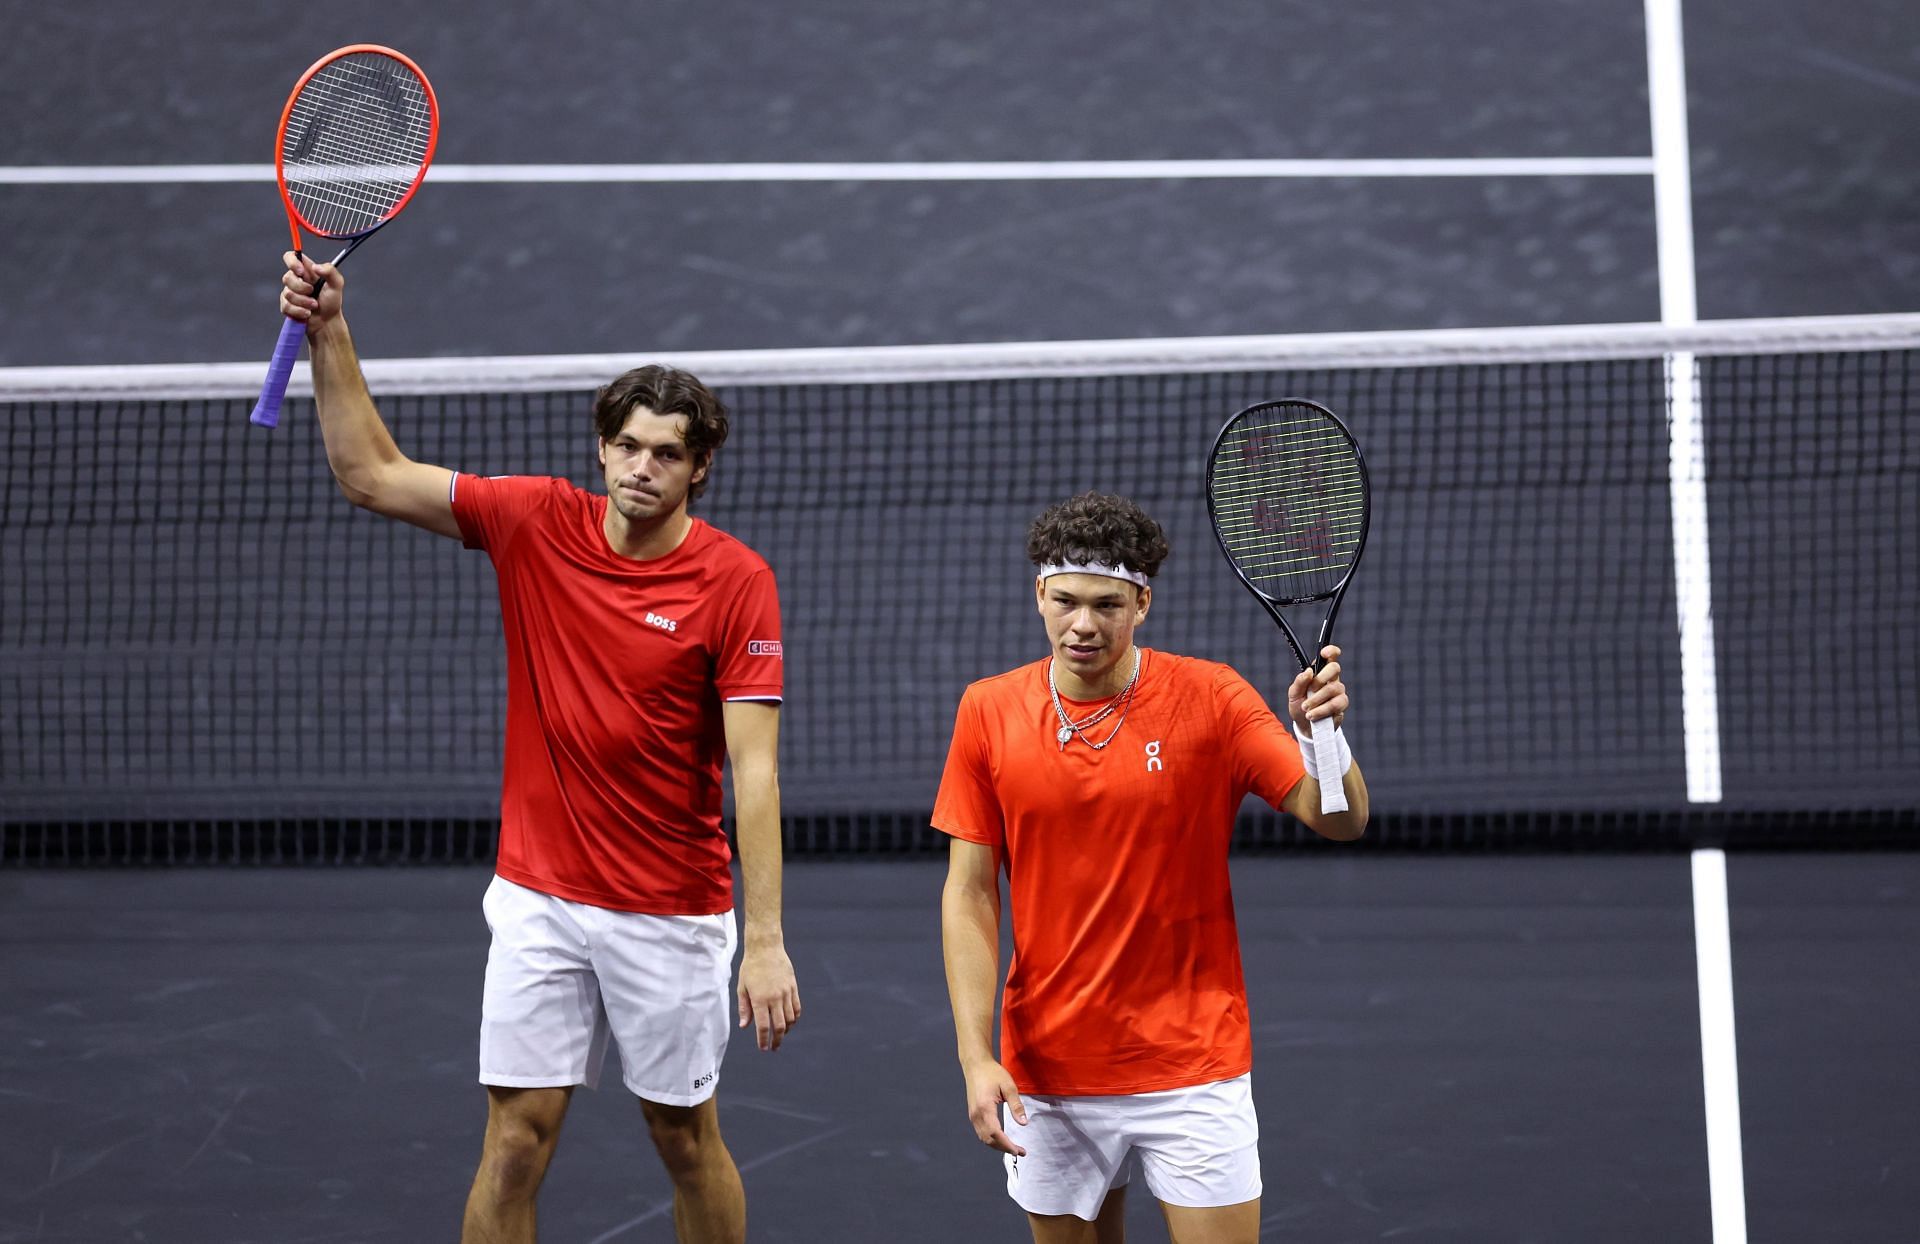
[591,365,729,501]
[1026,492,1170,579]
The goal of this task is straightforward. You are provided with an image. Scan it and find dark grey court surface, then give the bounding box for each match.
[2,0,1915,366]
[3,854,1915,1243]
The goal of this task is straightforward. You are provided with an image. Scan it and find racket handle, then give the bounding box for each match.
[249,316,306,429]
[1309,716,1350,815]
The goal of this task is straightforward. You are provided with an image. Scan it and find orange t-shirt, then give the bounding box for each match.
[932,648,1306,1096]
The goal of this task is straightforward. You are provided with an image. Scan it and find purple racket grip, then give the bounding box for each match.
[249,316,306,428]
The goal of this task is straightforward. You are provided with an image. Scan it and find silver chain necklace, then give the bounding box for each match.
[1048,649,1142,751]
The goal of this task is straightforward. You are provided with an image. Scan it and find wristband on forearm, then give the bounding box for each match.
[1292,720,1354,779]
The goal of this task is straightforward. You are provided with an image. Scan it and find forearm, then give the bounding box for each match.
[732,762,785,948]
[941,881,1001,1064]
[306,317,409,504]
[1341,761,1369,826]
[1303,760,1370,841]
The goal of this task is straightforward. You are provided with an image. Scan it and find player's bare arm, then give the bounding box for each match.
[941,838,1028,1156]
[279,253,458,539]
[1283,644,1370,840]
[724,699,801,1052]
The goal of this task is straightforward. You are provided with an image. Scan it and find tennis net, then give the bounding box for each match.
[4,314,1917,861]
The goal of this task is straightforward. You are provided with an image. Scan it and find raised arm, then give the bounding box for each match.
[942,837,1027,1156]
[723,699,800,1052]
[1281,644,1371,840]
[279,253,459,539]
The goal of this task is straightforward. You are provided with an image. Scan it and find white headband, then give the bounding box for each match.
[1037,560,1150,589]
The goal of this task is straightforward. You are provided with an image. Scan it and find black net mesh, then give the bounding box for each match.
[3,327,1917,861]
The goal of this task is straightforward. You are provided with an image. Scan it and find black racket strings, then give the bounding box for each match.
[1211,414,1365,602]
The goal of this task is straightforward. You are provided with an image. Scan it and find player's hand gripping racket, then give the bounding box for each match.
[249,45,438,428]
[1206,399,1371,815]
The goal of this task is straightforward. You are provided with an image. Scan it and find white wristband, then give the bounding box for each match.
[1292,721,1353,776]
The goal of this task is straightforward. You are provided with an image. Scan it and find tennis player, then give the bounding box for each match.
[278,255,799,1244]
[937,492,1369,1244]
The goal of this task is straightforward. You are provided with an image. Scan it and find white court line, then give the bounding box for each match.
[1691,849,1749,1244]
[1667,350,1724,803]
[1652,9,1740,1238]
[0,157,1655,185]
[1646,0,1724,806]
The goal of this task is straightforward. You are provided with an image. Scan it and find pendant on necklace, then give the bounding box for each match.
[1057,725,1074,747]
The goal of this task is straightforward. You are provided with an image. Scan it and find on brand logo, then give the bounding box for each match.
[1145,740,1163,772]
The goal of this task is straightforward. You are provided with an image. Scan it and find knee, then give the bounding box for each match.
[644,1107,718,1179]
[482,1113,561,1199]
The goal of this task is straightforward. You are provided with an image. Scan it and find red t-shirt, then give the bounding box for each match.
[932,649,1305,1095]
[452,474,782,914]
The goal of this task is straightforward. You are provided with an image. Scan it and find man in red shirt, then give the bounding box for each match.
[937,492,1369,1244]
[279,254,800,1244]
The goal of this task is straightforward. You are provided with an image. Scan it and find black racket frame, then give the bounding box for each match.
[1203,397,1372,676]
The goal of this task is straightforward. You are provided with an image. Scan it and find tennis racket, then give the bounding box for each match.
[249,45,439,429]
[1205,398,1371,815]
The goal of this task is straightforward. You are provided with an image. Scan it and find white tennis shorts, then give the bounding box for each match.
[478,875,737,1106]
[1003,1074,1261,1220]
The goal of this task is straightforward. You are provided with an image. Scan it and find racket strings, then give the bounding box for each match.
[283,53,433,237]
[1210,413,1365,599]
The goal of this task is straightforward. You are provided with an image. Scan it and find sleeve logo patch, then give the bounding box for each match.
[747,640,783,657]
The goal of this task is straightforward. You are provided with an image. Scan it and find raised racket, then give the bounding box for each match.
[1205,398,1371,815]
[249,45,438,428]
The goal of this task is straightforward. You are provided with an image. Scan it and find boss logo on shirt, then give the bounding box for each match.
[645,612,679,632]
[692,1071,714,1090]
[1145,740,1164,772]
[747,640,783,657]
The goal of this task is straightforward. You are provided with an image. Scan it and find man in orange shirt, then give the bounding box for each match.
[936,492,1369,1244]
